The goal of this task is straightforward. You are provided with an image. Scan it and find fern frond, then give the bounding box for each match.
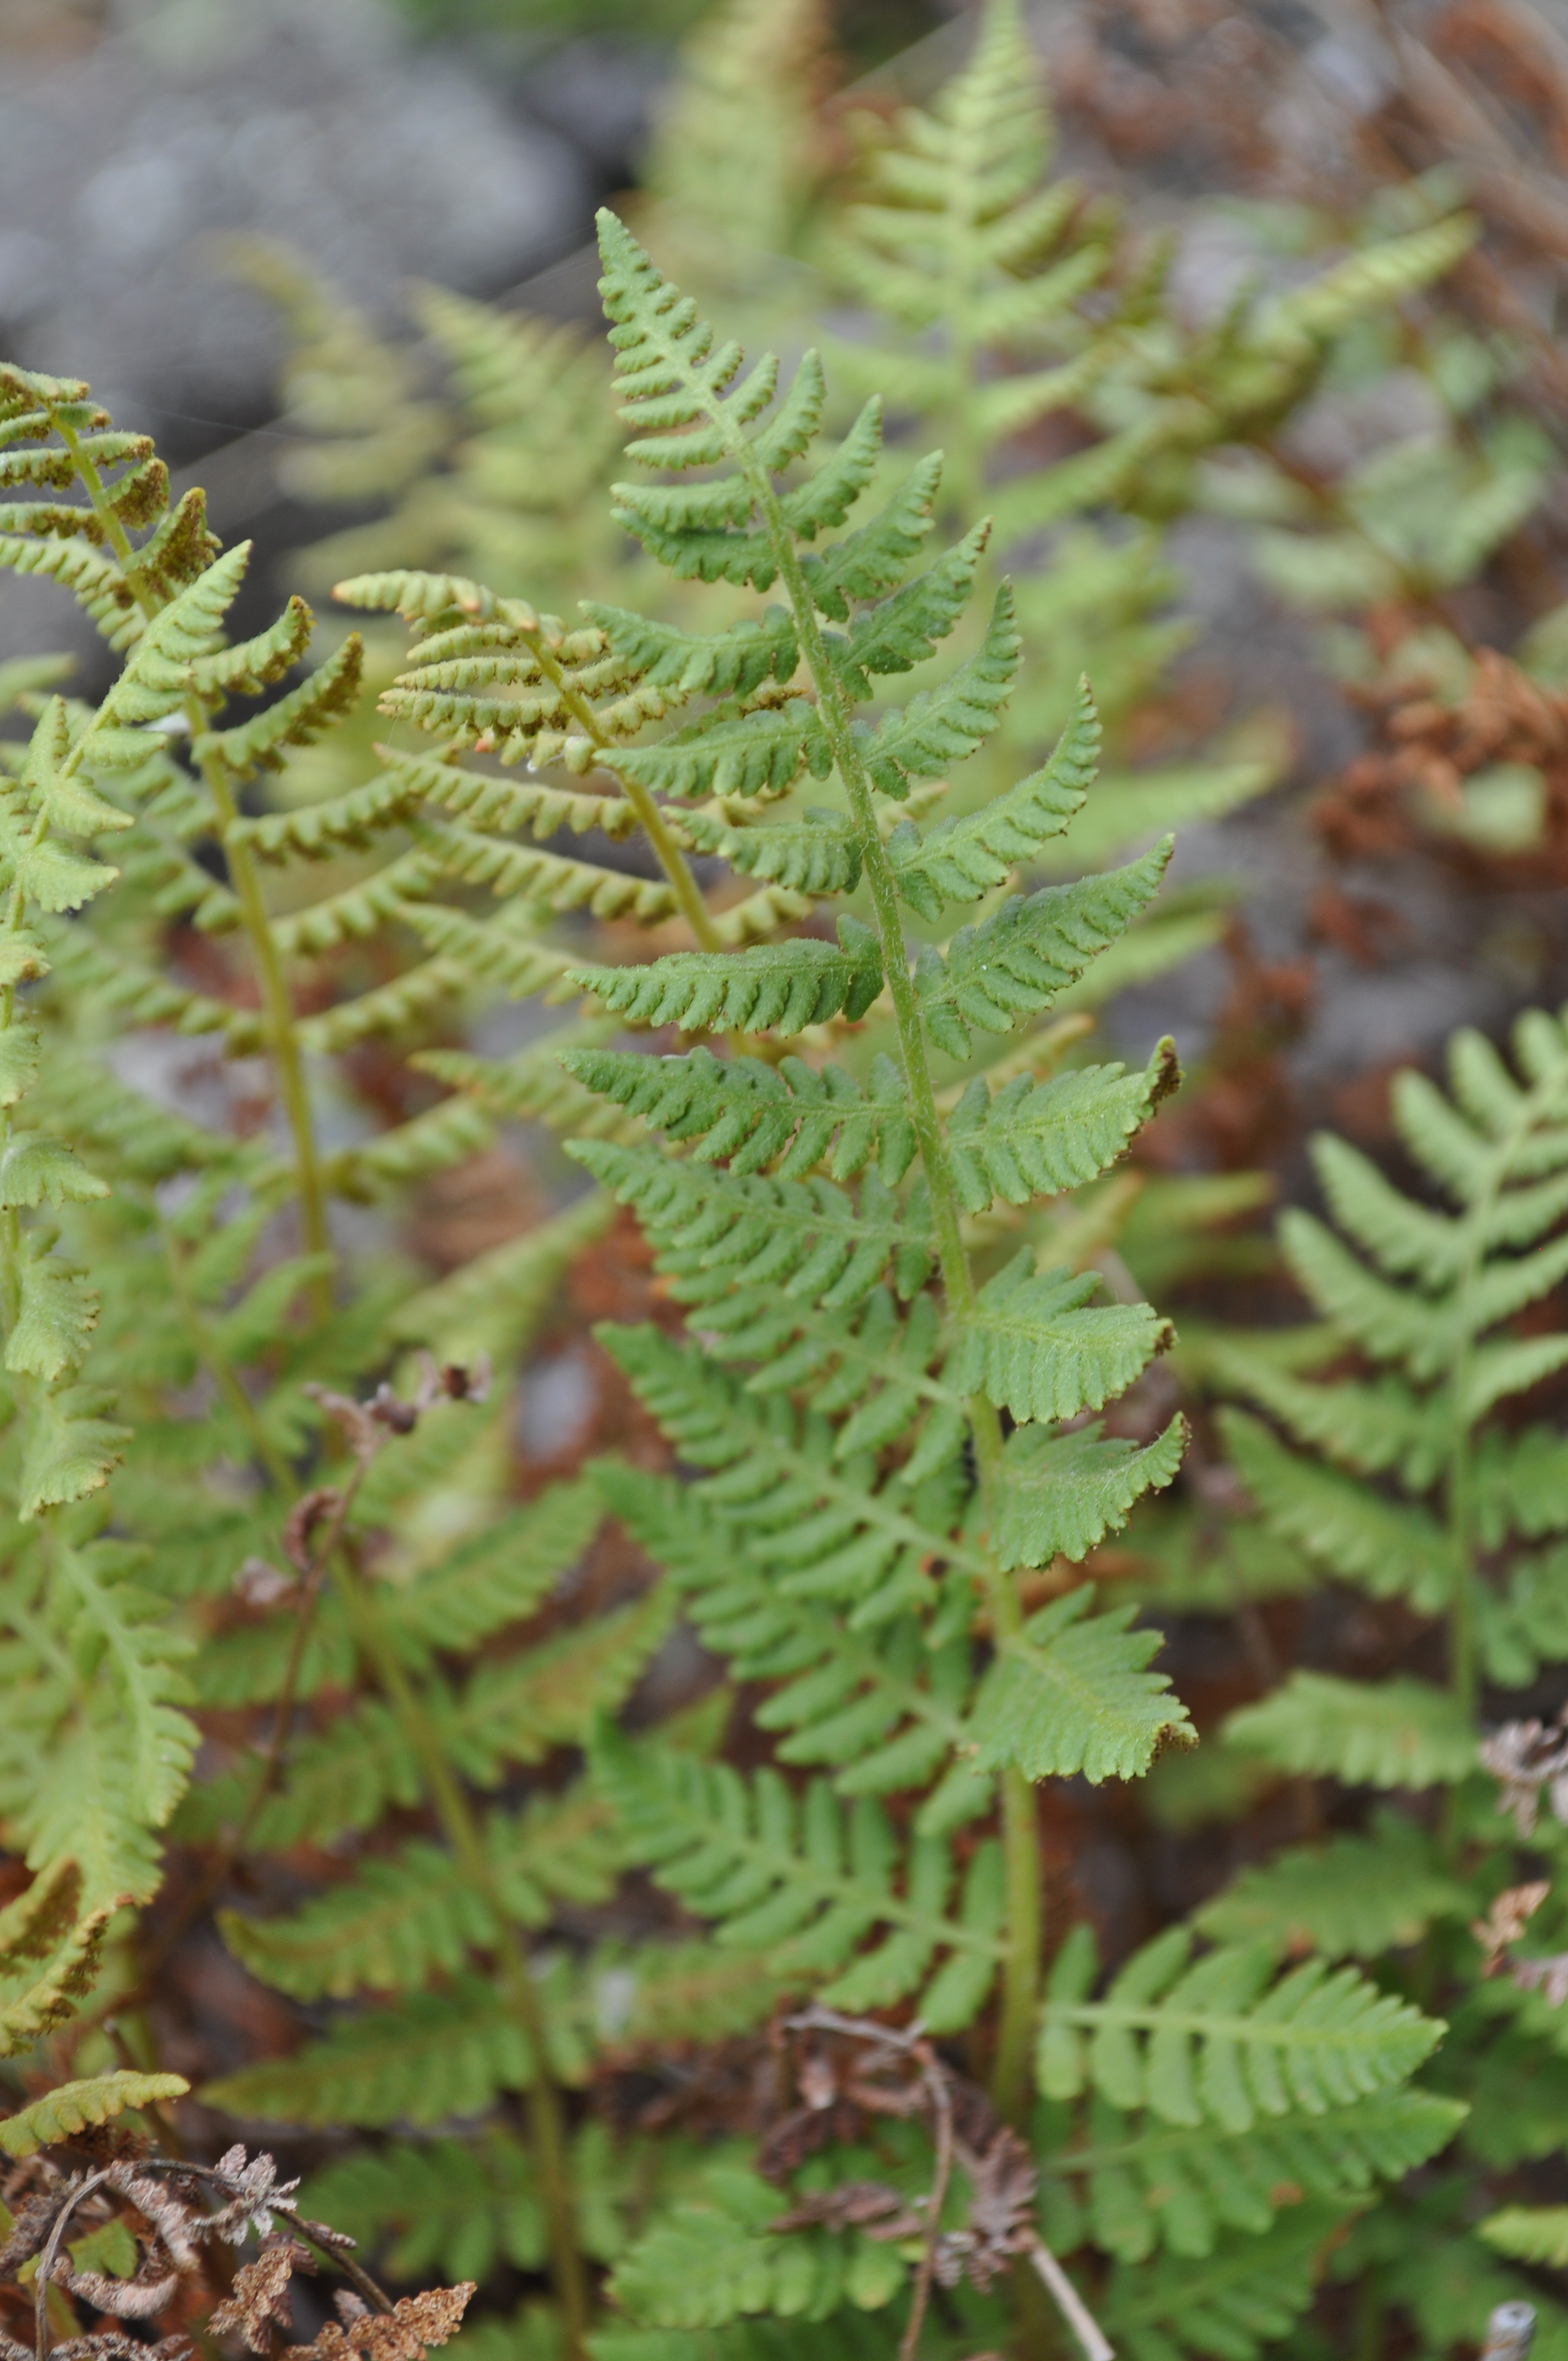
[595,1459,973,1799]
[1050,2087,1464,2264]
[599,1329,971,1622]
[949,1249,1170,1425]
[0,1868,114,2057]
[858,582,1020,797]
[991,1415,1185,1571]
[0,2069,189,2157]
[201,1972,568,2126]
[193,634,364,780]
[702,1286,964,1478]
[1195,1815,1468,1959]
[320,1095,496,1199]
[375,1481,602,1653]
[585,603,798,698]
[416,1032,636,1147]
[889,675,1098,915]
[1101,2200,1354,2361]
[677,807,860,897]
[220,1788,622,2001]
[388,1193,613,1361]
[1255,215,1478,351]
[1219,1407,1450,1612]
[569,919,883,1035]
[562,1046,918,1186]
[1479,2208,1568,2269]
[913,839,1171,1057]
[1222,1672,1475,1789]
[1037,1922,1442,2128]
[829,521,990,697]
[970,1581,1191,1781]
[607,2164,903,2331]
[947,1041,1177,1213]
[802,458,942,619]
[1211,1345,1442,1490]
[570,1147,929,1320]
[457,1591,678,1785]
[303,2129,552,2282]
[592,1726,1003,2031]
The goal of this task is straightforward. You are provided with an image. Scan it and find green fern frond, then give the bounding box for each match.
[303,2118,656,2284]
[569,919,883,1036]
[858,581,1021,798]
[219,1787,622,2001]
[458,1591,679,1785]
[889,674,1099,914]
[1479,2208,1568,2269]
[594,1459,974,1799]
[677,807,860,897]
[991,1415,1186,1571]
[1037,1922,1443,2129]
[607,2164,903,2331]
[946,1040,1178,1213]
[571,1149,930,1319]
[562,1046,918,1185]
[591,1725,1003,2031]
[970,1581,1192,1781]
[1195,1815,1468,1960]
[193,633,364,779]
[913,839,1172,1057]
[303,2129,554,2282]
[1049,2087,1464,2264]
[1222,1672,1475,1790]
[388,1193,614,1362]
[201,1970,579,2126]
[1219,1406,1450,1613]
[375,1481,602,1653]
[949,1249,1171,1425]
[0,2069,189,2157]
[1101,2199,1356,2361]
[598,1329,970,1621]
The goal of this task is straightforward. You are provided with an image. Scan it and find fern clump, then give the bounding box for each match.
[0,15,1505,2349]
[291,209,1445,2361]
[1207,1008,1568,2352]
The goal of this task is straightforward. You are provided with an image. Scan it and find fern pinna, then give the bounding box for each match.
[1205,1010,1568,2355]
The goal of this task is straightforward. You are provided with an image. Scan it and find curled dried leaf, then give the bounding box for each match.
[1473,1881,1550,1974]
[52,2257,181,2320]
[282,1488,343,1574]
[210,2243,313,2352]
[770,2182,922,2239]
[0,2184,74,2275]
[284,2284,474,2361]
[50,2334,191,2361]
[934,2126,1038,2293]
[1480,1714,1568,1838]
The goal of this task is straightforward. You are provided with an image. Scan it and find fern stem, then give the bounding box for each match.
[329,1551,592,2358]
[749,468,1044,2123]
[992,1765,1044,2124]
[520,628,723,953]
[52,419,332,1312]
[158,1218,293,1490]
[198,757,333,1313]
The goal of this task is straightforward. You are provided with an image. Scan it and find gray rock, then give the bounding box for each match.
[0,0,587,436]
